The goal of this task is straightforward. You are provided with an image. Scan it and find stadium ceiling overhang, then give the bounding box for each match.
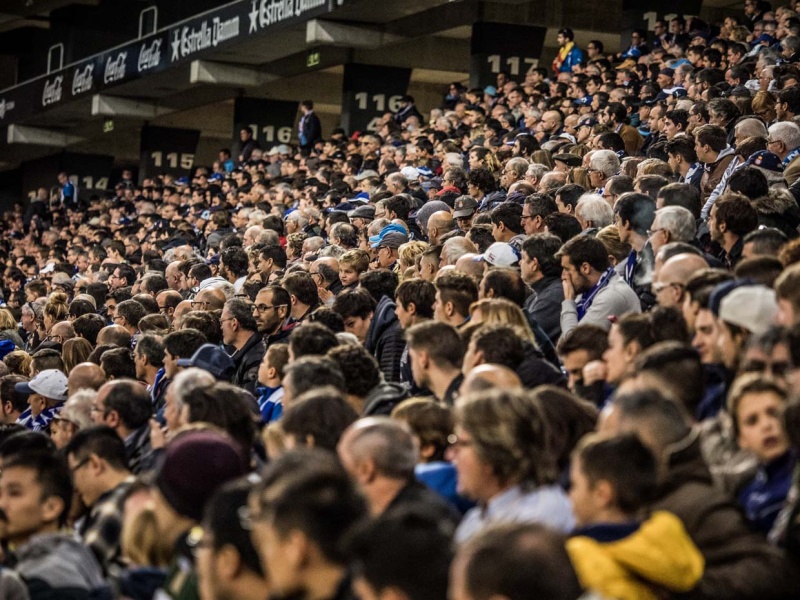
[0,0,468,168]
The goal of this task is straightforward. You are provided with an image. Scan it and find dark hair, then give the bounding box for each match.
[664,109,689,131]
[114,264,137,287]
[224,298,257,332]
[203,480,264,576]
[406,321,464,370]
[467,168,497,194]
[103,379,151,430]
[136,334,165,368]
[555,184,586,211]
[64,425,128,471]
[220,247,249,278]
[481,268,526,306]
[727,167,768,200]
[359,270,399,303]
[180,312,222,346]
[524,194,558,219]
[327,344,381,399]
[395,279,436,320]
[4,450,73,526]
[163,328,208,359]
[284,357,346,398]
[459,523,582,600]
[471,324,525,370]
[116,300,146,329]
[576,433,658,514]
[289,323,339,359]
[695,124,728,153]
[743,227,788,256]
[333,289,376,320]
[434,271,478,319]
[100,348,137,380]
[253,448,367,564]
[345,505,454,600]
[385,195,411,220]
[259,245,288,270]
[657,182,701,220]
[282,272,319,308]
[522,234,562,278]
[615,192,656,236]
[306,307,345,333]
[635,341,704,414]
[490,203,523,234]
[636,175,670,200]
[0,375,30,414]
[182,384,256,455]
[543,213,582,243]
[714,193,759,237]
[556,324,609,360]
[281,387,359,452]
[556,235,610,272]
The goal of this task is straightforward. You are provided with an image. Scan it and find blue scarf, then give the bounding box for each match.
[624,250,637,286]
[577,267,616,320]
[783,147,800,166]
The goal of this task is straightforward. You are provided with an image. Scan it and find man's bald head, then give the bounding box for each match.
[659,253,709,285]
[195,287,226,311]
[51,321,76,341]
[428,211,455,232]
[97,325,132,348]
[172,300,193,327]
[454,253,485,281]
[68,362,107,397]
[338,417,418,484]
[459,364,522,396]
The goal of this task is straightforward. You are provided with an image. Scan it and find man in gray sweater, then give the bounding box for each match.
[557,236,641,336]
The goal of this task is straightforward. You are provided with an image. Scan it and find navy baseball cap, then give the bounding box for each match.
[176,344,235,380]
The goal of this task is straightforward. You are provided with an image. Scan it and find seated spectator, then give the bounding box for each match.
[453,389,574,543]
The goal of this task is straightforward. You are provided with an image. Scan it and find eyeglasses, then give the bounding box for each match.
[220,317,236,324]
[45,334,63,343]
[252,304,284,313]
[70,458,90,473]
[447,433,473,450]
[651,281,684,294]
[190,300,209,309]
[647,227,666,237]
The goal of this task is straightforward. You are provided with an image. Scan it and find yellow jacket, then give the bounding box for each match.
[567,511,704,600]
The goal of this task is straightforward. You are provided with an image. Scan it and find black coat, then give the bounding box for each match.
[231,332,266,394]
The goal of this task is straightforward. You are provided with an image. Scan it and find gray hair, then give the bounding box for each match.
[171,368,215,411]
[255,229,280,246]
[344,417,419,480]
[768,121,800,150]
[654,206,697,242]
[526,163,549,181]
[735,118,768,140]
[506,157,530,179]
[441,237,478,265]
[304,236,326,253]
[286,211,309,229]
[589,150,621,178]
[575,194,614,229]
[319,244,346,259]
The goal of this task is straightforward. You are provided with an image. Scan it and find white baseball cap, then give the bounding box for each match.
[15,369,68,402]
[473,242,521,267]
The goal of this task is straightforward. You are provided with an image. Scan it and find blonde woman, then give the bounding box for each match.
[62,337,93,372]
[42,292,69,334]
[469,297,537,345]
[567,167,592,190]
[398,241,429,279]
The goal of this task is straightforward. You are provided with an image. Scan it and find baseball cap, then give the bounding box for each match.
[573,95,593,106]
[176,177,190,186]
[209,173,223,182]
[206,254,221,266]
[415,201,451,230]
[0,339,15,361]
[557,133,577,144]
[39,263,55,275]
[375,231,408,249]
[659,67,675,77]
[745,150,784,173]
[176,344,236,380]
[484,86,497,97]
[15,369,68,402]
[268,146,281,156]
[719,286,777,336]
[578,117,598,128]
[401,166,421,180]
[453,196,478,219]
[473,242,521,267]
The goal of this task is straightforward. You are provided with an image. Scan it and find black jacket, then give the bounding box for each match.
[517,342,567,389]
[300,111,322,148]
[231,332,266,394]
[365,296,406,383]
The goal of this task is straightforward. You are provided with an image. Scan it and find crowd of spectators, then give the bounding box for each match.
[4,3,800,598]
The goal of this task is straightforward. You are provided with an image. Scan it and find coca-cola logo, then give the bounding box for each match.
[72,63,94,95]
[104,52,127,83]
[138,38,162,72]
[42,75,64,106]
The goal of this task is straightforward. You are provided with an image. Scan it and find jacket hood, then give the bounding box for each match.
[568,511,705,599]
[363,382,409,416]
[15,533,107,592]
[365,295,399,352]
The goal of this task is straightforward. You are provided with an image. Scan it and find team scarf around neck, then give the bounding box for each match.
[576,266,616,320]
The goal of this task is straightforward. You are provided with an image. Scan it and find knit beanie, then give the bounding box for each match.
[155,430,246,521]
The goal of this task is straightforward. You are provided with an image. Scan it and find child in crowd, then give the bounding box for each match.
[567,433,704,600]
[338,249,370,293]
[391,397,474,514]
[255,344,290,423]
[729,373,796,535]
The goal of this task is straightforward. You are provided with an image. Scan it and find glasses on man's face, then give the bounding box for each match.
[45,334,63,343]
[190,300,209,309]
[252,304,280,314]
[70,458,90,474]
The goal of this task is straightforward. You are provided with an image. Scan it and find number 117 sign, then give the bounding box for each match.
[470,22,547,89]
